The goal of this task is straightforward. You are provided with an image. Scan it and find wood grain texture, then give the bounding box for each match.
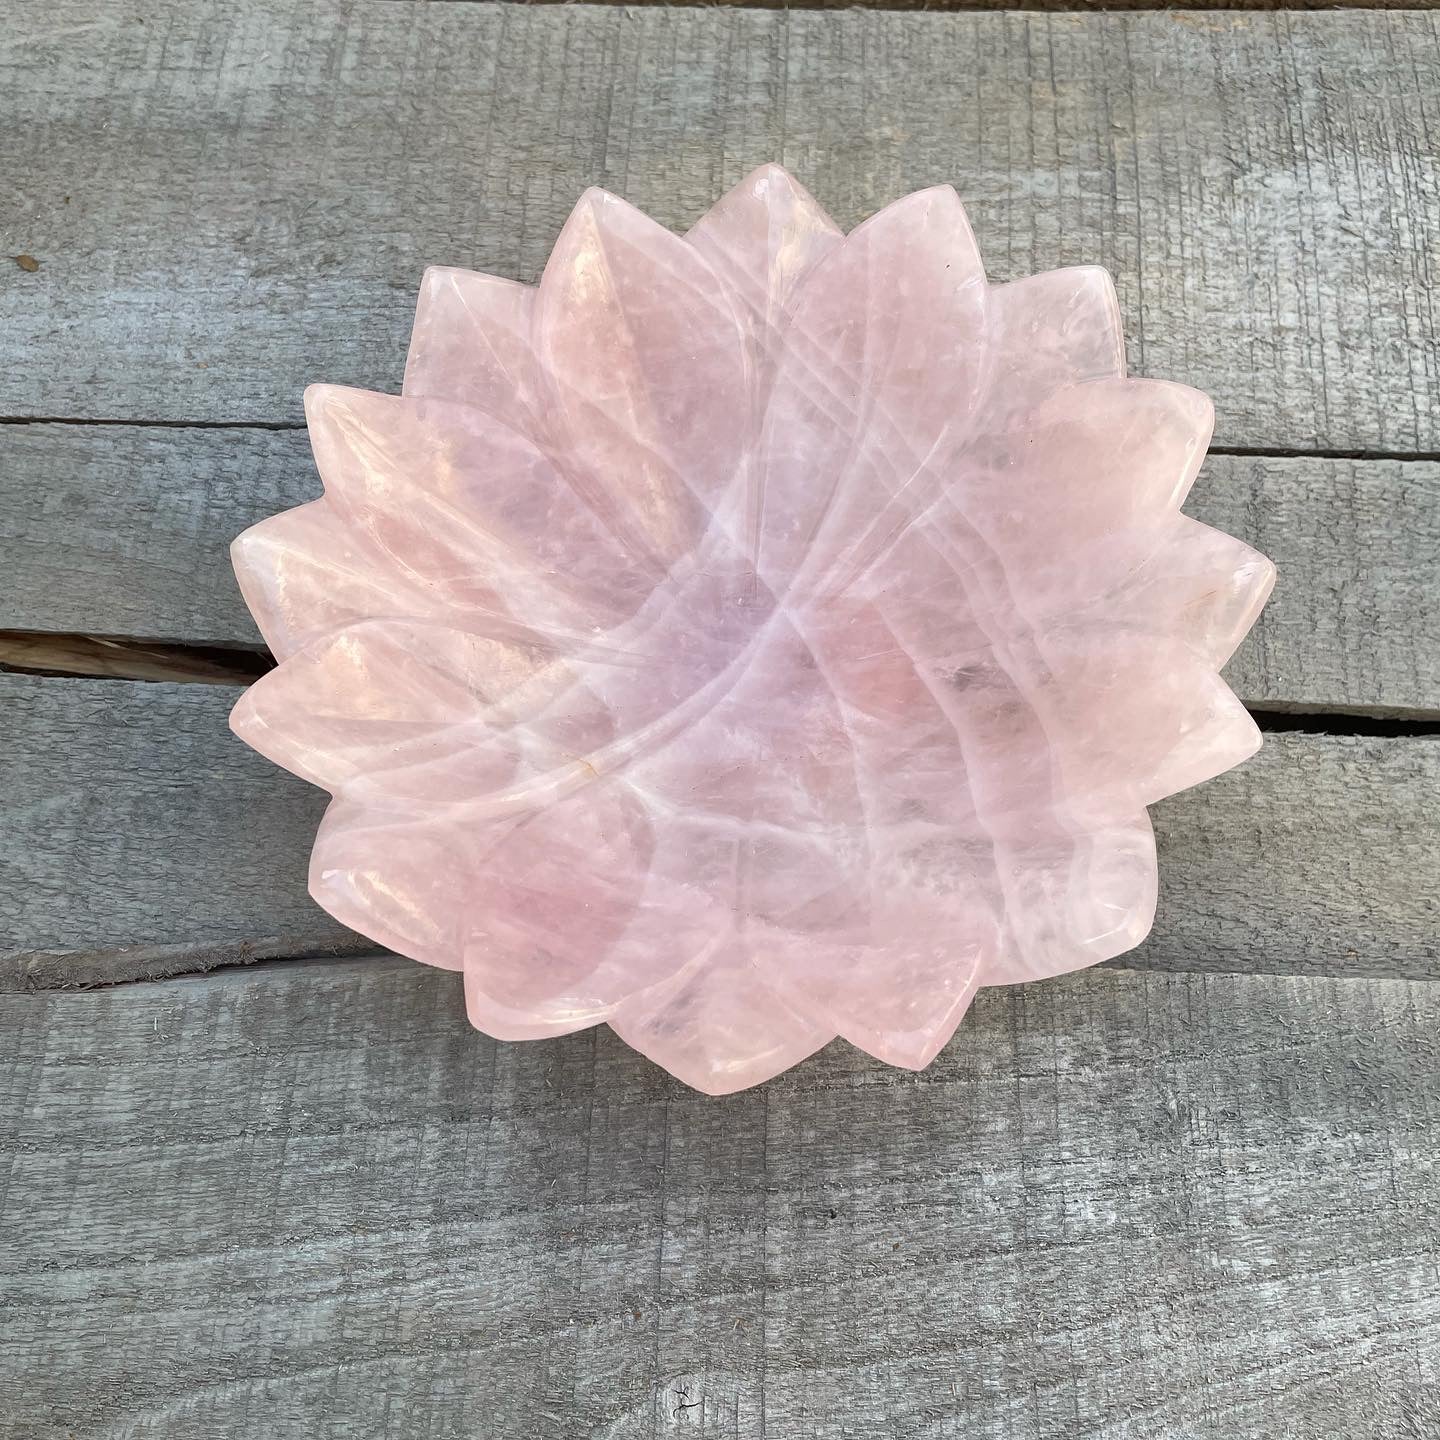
[3,673,1436,990]
[0,675,365,988]
[3,956,1437,1438]
[5,424,1438,714]
[1197,455,1440,718]
[451,0,1440,9]
[1,3,1437,451]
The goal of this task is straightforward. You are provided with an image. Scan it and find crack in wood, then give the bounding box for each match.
[6,412,1439,466]
[5,631,1438,735]
[0,631,272,686]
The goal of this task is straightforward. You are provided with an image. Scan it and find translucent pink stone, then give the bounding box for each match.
[230,166,1275,1094]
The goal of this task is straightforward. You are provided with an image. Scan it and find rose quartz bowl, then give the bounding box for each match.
[230,166,1275,1094]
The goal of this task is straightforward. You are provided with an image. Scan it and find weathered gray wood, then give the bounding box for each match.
[456,0,1440,9]
[3,956,1437,1438]
[0,424,302,651]
[3,673,1436,990]
[1197,455,1440,718]
[2,4,1437,451]
[5,423,1437,714]
[0,675,364,987]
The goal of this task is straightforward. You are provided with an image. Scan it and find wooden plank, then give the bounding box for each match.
[3,956,1437,1437]
[4,423,1437,714]
[1195,455,1440,719]
[0,424,303,651]
[1,4,1437,451]
[463,0,1440,9]
[0,675,364,987]
[3,673,1436,990]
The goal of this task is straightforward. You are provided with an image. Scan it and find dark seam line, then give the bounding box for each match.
[1207,444,1440,463]
[17,949,1440,1003]
[8,949,390,996]
[1,415,1437,464]
[0,633,273,686]
[1248,708,1440,739]
[4,637,1438,735]
[0,415,308,431]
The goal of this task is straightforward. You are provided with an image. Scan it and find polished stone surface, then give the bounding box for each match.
[231,166,1274,1093]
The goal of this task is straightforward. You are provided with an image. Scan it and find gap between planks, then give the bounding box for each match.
[6,634,1440,732]
[7,415,1440,467]
[4,677,1438,990]
[0,631,272,686]
[22,928,1440,1003]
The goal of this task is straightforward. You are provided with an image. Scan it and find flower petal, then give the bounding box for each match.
[310,787,665,1036]
[985,266,1125,429]
[306,384,649,630]
[956,378,1215,564]
[307,800,466,969]
[463,969,598,1043]
[535,189,750,561]
[758,185,989,592]
[1107,518,1277,669]
[610,941,833,1095]
[751,841,996,1071]
[1035,629,1262,814]
[231,500,439,661]
[686,163,843,343]
[403,267,544,435]
[981,811,1158,986]
[229,618,610,803]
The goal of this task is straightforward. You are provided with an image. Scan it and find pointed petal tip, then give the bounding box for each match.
[229,502,319,568]
[1066,263,1123,343]
[739,161,797,187]
[302,381,361,433]
[838,181,984,277]
[606,1004,835,1096]
[303,384,405,455]
[301,380,342,417]
[1236,703,1265,759]
[1069,261,1117,284]
[1148,678,1263,805]
[1145,377,1216,438]
[732,162,818,205]
[418,262,531,296]
[463,968,600,1041]
[419,262,465,288]
[860,182,966,226]
[229,520,289,659]
[227,680,262,744]
[1224,545,1278,658]
[838,1023,955,1074]
[228,521,281,622]
[542,185,669,288]
[226,660,302,753]
[565,184,633,227]
[829,979,981,1073]
[414,264,471,312]
[228,520,263,569]
[621,1034,836,1097]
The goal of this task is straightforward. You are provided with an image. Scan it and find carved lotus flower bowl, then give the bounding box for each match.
[230,166,1275,1094]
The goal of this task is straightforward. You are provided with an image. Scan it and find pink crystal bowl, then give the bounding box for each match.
[230,165,1275,1094]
